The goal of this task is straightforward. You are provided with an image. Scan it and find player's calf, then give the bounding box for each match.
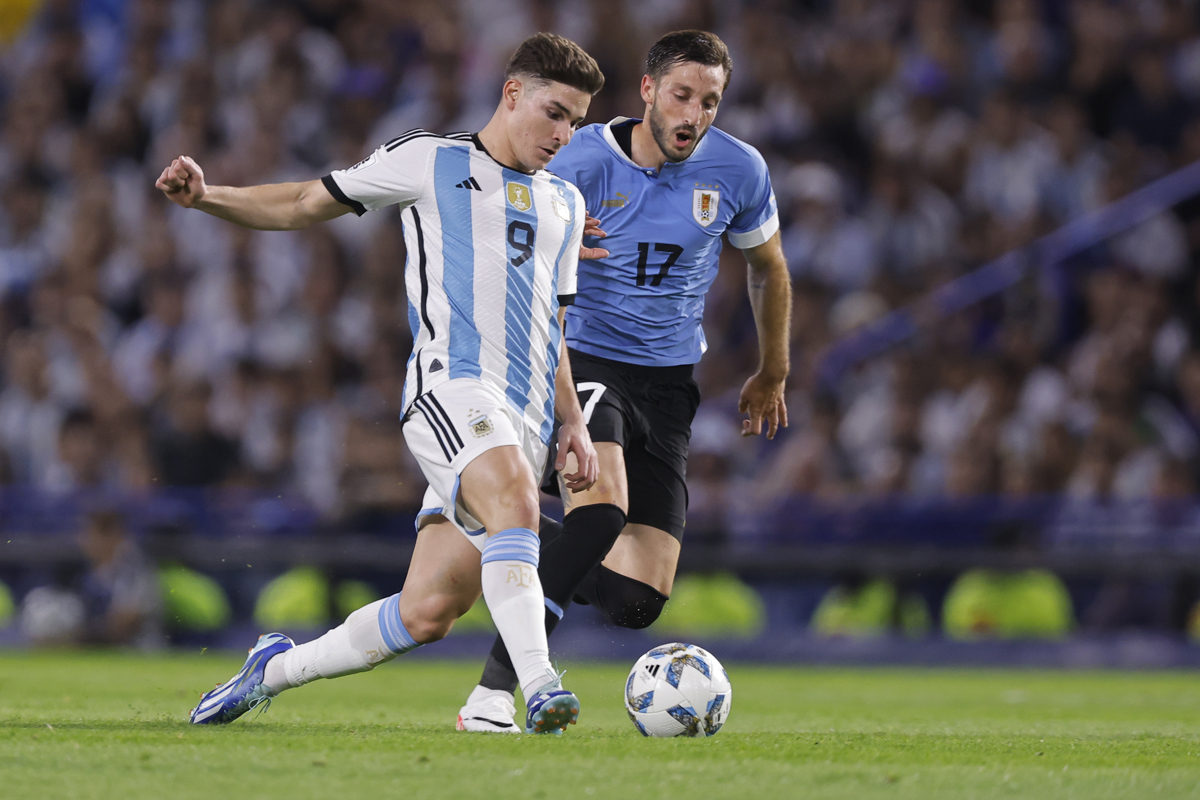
[398,585,479,644]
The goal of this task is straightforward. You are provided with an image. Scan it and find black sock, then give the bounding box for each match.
[540,504,625,607]
[573,564,600,606]
[478,504,627,693]
[538,512,564,548]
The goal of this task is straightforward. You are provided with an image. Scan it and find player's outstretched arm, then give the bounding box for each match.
[739,231,792,439]
[552,311,599,492]
[155,155,351,231]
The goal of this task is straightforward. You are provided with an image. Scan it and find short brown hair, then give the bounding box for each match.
[505,32,605,96]
[647,30,733,90]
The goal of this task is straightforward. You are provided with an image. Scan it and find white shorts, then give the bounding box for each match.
[405,377,549,551]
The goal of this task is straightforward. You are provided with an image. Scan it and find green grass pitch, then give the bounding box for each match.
[1,651,1199,799]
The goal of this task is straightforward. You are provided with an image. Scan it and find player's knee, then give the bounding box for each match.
[404,615,450,644]
[402,595,467,644]
[607,595,667,629]
[493,487,541,529]
[595,567,669,630]
[581,477,628,514]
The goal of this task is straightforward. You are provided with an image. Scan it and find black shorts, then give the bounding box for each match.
[543,348,700,540]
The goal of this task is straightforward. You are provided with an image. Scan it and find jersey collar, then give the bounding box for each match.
[471,132,540,175]
[601,117,710,173]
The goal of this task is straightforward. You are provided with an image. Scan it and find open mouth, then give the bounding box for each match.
[540,146,556,159]
[674,130,694,148]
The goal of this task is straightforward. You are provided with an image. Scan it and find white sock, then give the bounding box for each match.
[480,527,556,700]
[263,593,419,694]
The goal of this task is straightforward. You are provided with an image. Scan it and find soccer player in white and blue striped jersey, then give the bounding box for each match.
[158,33,605,735]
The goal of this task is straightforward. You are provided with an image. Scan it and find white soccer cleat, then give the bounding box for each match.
[456,685,520,733]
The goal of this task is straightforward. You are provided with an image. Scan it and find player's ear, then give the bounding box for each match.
[503,78,523,111]
[639,74,655,106]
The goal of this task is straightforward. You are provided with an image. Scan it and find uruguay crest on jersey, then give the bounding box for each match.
[693,188,720,227]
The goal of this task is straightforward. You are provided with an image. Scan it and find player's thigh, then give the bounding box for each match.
[560,441,629,514]
[399,516,483,641]
[601,523,681,596]
[458,444,541,533]
[405,378,543,536]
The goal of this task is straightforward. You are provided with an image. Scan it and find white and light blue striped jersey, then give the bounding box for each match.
[549,117,779,367]
[323,130,585,443]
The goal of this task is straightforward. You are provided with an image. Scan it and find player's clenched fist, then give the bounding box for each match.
[155,155,207,208]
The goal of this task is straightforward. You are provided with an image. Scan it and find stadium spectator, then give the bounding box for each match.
[44,407,105,492]
[75,507,162,648]
[151,378,238,487]
[20,507,162,648]
[782,162,878,295]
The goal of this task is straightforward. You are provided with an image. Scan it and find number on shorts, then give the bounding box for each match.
[576,382,608,424]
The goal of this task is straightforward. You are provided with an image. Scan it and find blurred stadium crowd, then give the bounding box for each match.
[4,0,1200,645]
[3,0,1200,522]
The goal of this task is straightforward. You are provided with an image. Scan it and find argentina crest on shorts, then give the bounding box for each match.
[692,188,719,227]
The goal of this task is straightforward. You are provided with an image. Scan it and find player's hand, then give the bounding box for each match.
[580,214,609,260]
[738,370,788,439]
[556,418,599,492]
[155,155,208,208]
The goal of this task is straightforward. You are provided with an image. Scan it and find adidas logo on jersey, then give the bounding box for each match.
[429,358,444,372]
[455,177,482,191]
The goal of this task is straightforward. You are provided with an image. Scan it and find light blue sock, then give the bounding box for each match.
[376,592,420,657]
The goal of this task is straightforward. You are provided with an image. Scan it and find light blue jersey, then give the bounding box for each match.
[549,118,779,367]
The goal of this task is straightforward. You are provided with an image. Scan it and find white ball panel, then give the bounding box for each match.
[636,708,687,738]
[644,682,686,713]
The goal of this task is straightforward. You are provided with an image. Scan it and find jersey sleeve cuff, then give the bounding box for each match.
[728,212,779,250]
[322,174,368,217]
[558,294,576,306]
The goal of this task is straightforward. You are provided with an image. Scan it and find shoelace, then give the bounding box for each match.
[247,693,273,719]
[533,667,570,701]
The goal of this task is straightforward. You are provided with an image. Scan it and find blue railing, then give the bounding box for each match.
[816,158,1200,389]
[734,494,1200,555]
[0,488,333,539]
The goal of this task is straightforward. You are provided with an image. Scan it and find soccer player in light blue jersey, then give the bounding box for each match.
[458,30,792,732]
[158,33,607,735]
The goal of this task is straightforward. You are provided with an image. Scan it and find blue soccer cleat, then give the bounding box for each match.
[189,633,294,725]
[524,673,580,734]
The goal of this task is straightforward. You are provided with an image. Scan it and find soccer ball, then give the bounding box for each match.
[624,642,732,737]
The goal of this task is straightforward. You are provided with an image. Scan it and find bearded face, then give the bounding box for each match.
[642,62,726,163]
